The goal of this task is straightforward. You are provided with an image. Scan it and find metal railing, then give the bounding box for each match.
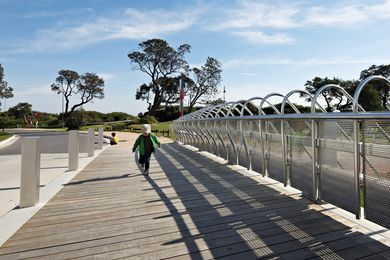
[172,75,390,229]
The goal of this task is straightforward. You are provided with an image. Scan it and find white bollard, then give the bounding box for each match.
[68,130,79,171]
[20,137,41,208]
[97,127,104,150]
[87,128,95,157]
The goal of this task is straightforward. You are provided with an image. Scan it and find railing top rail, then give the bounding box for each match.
[177,76,390,121]
[173,112,390,122]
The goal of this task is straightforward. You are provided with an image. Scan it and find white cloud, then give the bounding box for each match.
[19,8,94,18]
[25,7,199,51]
[224,56,390,68]
[211,0,390,44]
[225,57,292,68]
[13,86,52,97]
[304,0,390,27]
[225,83,282,102]
[215,1,299,30]
[233,31,294,44]
[240,72,256,77]
[96,73,115,81]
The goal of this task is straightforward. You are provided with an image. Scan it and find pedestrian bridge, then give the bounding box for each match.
[173,75,390,231]
[0,75,390,259]
[1,141,389,259]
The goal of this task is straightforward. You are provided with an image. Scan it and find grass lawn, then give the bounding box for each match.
[130,121,173,138]
[79,121,174,138]
[0,132,11,142]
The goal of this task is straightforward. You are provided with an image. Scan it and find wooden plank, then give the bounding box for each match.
[0,142,388,260]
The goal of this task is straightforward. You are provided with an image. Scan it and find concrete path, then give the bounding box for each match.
[0,134,389,259]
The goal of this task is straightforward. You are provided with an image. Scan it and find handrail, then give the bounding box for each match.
[173,76,390,226]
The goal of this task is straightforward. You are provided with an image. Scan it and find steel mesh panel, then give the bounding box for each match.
[288,120,313,197]
[363,120,390,228]
[202,121,213,153]
[242,119,263,173]
[211,121,224,158]
[319,120,355,213]
[239,131,249,169]
[227,120,239,163]
[239,120,254,169]
[250,131,263,174]
[226,125,237,165]
[220,120,231,161]
[266,120,284,183]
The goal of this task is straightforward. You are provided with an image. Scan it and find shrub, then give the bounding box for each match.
[65,111,85,130]
[109,123,126,131]
[140,115,158,124]
[0,116,17,130]
[104,125,113,131]
[47,119,62,127]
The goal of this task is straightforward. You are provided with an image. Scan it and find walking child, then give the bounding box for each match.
[132,124,160,175]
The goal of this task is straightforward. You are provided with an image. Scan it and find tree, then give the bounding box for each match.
[304,77,382,112]
[158,74,195,109]
[343,80,382,111]
[50,70,105,125]
[304,77,344,112]
[135,83,153,112]
[205,98,225,106]
[0,64,14,110]
[128,39,191,115]
[8,103,33,126]
[187,57,222,110]
[360,64,390,109]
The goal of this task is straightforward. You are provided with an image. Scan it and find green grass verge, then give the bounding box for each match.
[79,121,174,138]
[130,121,173,138]
[0,132,11,142]
[79,125,106,131]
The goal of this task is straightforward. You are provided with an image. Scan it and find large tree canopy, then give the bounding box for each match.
[0,64,14,110]
[187,57,222,110]
[8,102,32,126]
[304,76,382,112]
[304,77,346,112]
[128,39,191,115]
[50,70,105,121]
[360,64,390,109]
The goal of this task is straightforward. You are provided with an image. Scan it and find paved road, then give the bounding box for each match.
[0,130,89,155]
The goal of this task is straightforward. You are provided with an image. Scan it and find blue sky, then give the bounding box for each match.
[1,0,390,115]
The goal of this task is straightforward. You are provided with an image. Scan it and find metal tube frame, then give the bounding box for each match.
[174,77,390,222]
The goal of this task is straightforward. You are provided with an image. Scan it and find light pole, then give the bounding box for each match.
[223,86,226,102]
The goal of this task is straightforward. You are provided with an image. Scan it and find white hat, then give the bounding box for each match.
[141,124,151,134]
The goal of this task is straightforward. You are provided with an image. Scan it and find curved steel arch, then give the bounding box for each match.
[226,100,248,117]
[259,93,285,115]
[353,75,390,113]
[281,89,317,114]
[310,84,354,114]
[206,104,226,118]
[215,102,235,117]
[211,105,228,118]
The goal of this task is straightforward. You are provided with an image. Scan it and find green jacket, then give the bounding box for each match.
[132,134,160,155]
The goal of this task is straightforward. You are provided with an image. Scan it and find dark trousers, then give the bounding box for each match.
[139,152,152,170]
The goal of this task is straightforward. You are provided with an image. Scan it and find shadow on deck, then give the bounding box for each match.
[0,142,389,259]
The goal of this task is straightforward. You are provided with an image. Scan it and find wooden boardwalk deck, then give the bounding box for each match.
[0,142,389,259]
